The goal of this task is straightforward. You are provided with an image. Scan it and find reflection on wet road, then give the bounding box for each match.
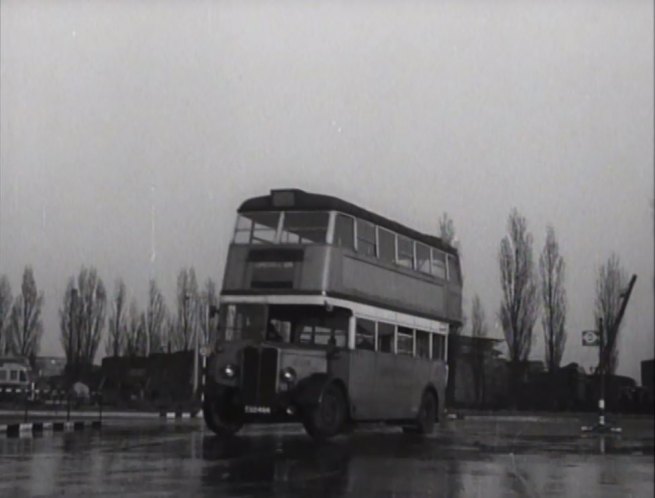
[0,417,652,497]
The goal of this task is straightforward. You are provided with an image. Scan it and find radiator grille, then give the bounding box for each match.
[240,346,278,405]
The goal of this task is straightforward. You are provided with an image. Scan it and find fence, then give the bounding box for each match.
[0,384,103,423]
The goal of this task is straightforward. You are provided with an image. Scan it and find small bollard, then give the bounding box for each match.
[23,389,29,423]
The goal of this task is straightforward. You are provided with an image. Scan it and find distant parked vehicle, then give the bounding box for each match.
[0,357,32,390]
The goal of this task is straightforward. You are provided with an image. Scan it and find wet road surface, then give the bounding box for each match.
[0,416,652,497]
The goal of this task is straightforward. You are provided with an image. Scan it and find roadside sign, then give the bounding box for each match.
[582,330,600,346]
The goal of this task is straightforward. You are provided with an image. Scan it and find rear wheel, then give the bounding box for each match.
[302,383,347,441]
[402,390,437,435]
[203,389,244,437]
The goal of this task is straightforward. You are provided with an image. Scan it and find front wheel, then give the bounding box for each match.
[302,383,347,441]
[203,389,244,437]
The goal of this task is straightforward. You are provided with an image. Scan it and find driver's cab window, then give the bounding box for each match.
[221,304,267,341]
[266,319,291,342]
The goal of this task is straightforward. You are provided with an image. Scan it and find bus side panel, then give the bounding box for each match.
[374,354,415,420]
[338,255,447,322]
[344,350,378,420]
[432,360,448,417]
[326,350,351,407]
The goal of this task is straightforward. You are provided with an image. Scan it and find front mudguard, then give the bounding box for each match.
[292,374,349,415]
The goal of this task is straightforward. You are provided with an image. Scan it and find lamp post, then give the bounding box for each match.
[186,293,199,396]
[581,274,637,434]
[68,288,78,381]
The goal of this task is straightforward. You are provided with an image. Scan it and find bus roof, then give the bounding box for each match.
[238,189,458,256]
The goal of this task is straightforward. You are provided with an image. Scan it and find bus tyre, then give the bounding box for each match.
[302,383,347,441]
[203,392,244,437]
[403,390,437,435]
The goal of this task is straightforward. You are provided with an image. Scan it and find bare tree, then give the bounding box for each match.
[594,253,626,375]
[0,275,12,355]
[145,279,167,355]
[60,267,107,378]
[124,299,146,357]
[438,212,465,405]
[438,212,456,247]
[105,279,127,357]
[8,267,44,362]
[539,226,567,373]
[470,294,488,406]
[199,277,218,345]
[175,267,199,351]
[498,209,540,397]
[162,314,177,354]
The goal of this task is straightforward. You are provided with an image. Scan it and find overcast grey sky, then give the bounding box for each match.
[1,0,653,382]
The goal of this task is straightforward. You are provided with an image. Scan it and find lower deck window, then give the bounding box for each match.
[355,318,376,351]
[432,333,446,360]
[266,305,349,348]
[377,322,394,353]
[416,330,430,359]
[298,324,347,348]
[220,303,349,348]
[396,326,414,356]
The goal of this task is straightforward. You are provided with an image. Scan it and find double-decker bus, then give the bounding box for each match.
[204,189,463,440]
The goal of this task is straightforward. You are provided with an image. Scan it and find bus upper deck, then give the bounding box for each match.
[221,189,463,325]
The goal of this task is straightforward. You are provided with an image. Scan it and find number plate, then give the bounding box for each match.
[245,405,271,414]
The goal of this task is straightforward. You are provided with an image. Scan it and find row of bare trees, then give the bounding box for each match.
[102,268,218,360]
[0,268,45,362]
[0,266,214,380]
[497,209,627,388]
[57,266,219,377]
[441,209,628,407]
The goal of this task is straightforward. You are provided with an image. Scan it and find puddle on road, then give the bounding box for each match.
[0,419,652,497]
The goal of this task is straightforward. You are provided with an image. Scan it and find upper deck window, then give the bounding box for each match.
[0,370,6,381]
[233,211,330,245]
[447,255,461,284]
[233,215,254,244]
[356,219,376,258]
[334,214,355,249]
[251,212,279,244]
[416,243,431,274]
[431,249,447,279]
[378,228,395,264]
[233,212,280,244]
[280,212,329,244]
[397,236,414,269]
